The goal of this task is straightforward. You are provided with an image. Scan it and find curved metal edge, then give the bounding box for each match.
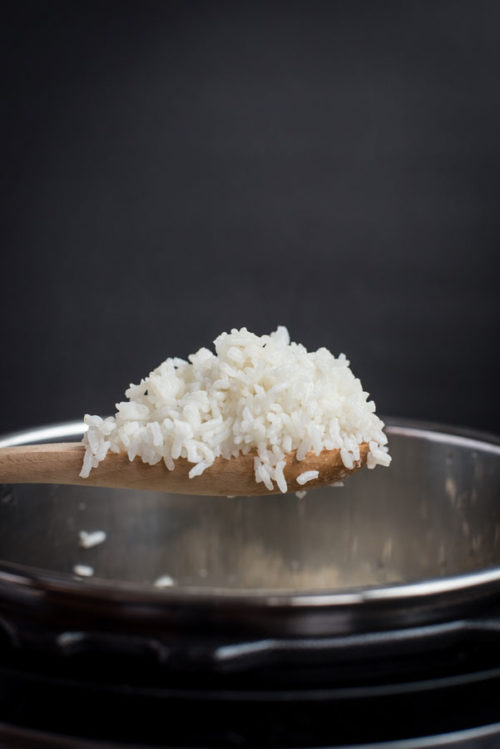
[0,721,125,749]
[384,416,500,454]
[1,418,500,623]
[339,721,500,748]
[1,719,499,749]
[0,421,87,449]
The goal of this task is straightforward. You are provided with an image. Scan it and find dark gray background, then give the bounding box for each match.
[2,0,499,435]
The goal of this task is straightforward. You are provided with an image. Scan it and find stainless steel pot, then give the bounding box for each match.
[0,418,499,640]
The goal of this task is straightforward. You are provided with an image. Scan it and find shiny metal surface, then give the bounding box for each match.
[0,419,499,636]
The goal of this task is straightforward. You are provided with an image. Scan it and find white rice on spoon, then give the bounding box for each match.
[80,326,391,493]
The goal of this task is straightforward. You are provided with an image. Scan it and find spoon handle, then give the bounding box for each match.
[0,442,367,495]
[0,443,272,495]
[0,443,86,486]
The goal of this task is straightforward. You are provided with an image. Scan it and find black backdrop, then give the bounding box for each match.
[2,0,499,435]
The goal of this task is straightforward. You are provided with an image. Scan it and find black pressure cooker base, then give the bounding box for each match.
[2,670,500,748]
[2,620,500,748]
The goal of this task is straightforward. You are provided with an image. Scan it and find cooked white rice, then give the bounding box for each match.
[296,470,319,486]
[80,326,391,493]
[79,530,107,549]
[73,564,94,578]
[154,574,175,588]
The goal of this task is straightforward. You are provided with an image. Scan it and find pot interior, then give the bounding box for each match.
[0,421,499,593]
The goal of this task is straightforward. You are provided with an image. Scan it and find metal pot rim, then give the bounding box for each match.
[1,418,500,627]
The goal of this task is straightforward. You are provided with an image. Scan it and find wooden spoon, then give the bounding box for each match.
[0,442,369,496]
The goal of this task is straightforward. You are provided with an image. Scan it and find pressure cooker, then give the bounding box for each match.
[0,419,499,747]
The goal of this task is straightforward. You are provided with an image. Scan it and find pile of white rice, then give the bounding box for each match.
[80,326,391,493]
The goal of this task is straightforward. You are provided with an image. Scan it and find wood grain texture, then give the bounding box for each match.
[0,442,369,495]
